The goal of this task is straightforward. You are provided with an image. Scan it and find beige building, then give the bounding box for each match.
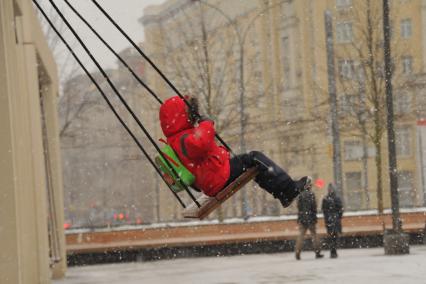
[141,0,426,219]
[0,0,66,283]
[60,47,162,225]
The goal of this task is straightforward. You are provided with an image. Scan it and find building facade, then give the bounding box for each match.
[0,0,66,282]
[141,0,426,220]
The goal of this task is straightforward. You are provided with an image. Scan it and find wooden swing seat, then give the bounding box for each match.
[183,167,259,220]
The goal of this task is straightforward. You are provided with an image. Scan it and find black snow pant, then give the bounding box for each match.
[224,151,299,207]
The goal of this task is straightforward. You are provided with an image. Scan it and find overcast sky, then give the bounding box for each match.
[38,0,166,71]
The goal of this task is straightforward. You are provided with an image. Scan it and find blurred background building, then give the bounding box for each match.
[58,0,426,227]
[140,0,426,219]
[59,46,160,227]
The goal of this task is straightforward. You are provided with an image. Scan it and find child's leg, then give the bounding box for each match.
[249,151,309,207]
[224,154,256,187]
[224,151,309,207]
[249,151,296,190]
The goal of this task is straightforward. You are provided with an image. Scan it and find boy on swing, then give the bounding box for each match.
[159,96,312,207]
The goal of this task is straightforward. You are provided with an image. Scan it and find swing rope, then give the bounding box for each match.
[52,0,202,207]
[34,0,197,208]
[62,0,163,105]
[90,0,235,156]
[45,0,201,207]
[32,0,186,207]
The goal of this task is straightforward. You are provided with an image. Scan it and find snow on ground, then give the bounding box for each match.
[54,245,426,284]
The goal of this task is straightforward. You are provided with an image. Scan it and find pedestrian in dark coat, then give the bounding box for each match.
[322,183,344,258]
[159,96,312,207]
[295,184,323,260]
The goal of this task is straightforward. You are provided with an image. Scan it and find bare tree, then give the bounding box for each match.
[58,74,100,139]
[331,0,413,212]
[158,5,241,137]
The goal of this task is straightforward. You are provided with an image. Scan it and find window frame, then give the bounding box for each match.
[402,55,413,75]
[336,21,353,43]
[394,92,412,114]
[397,170,415,208]
[345,171,364,211]
[400,18,412,39]
[344,140,364,161]
[338,59,355,79]
[336,0,352,9]
[281,36,291,89]
[395,126,412,157]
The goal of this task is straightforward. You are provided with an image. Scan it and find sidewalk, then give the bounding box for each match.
[66,211,426,255]
[55,245,426,284]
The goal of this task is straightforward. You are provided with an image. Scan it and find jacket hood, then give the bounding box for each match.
[159,96,193,137]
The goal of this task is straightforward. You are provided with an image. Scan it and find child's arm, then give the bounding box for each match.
[182,120,216,159]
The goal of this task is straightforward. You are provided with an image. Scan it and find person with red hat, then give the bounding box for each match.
[159,96,312,207]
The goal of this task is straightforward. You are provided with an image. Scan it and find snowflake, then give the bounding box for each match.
[194,128,203,138]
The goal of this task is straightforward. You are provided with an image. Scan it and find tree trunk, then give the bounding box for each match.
[375,137,384,213]
[362,132,370,209]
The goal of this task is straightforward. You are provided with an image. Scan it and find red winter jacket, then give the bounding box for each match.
[159,96,230,196]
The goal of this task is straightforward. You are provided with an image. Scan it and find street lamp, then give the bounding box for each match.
[382,0,409,255]
[324,10,344,198]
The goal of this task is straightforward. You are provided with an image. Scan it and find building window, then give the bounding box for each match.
[394,93,412,114]
[402,56,413,75]
[344,141,363,160]
[336,22,353,43]
[345,172,363,210]
[339,94,357,114]
[253,39,264,95]
[400,18,412,39]
[338,59,355,79]
[282,134,304,167]
[283,95,304,121]
[281,36,291,89]
[398,171,414,208]
[376,59,397,77]
[336,0,352,9]
[396,127,412,157]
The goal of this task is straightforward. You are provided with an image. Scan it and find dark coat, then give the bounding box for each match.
[297,190,318,227]
[322,192,344,234]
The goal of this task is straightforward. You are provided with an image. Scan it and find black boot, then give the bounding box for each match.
[330,248,338,258]
[277,176,312,207]
[315,251,324,259]
[249,151,311,207]
[296,176,313,192]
